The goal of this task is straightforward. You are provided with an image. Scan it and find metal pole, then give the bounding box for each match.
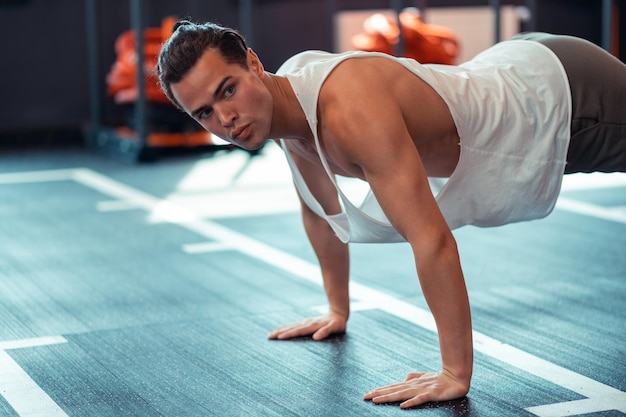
[524,0,537,33]
[240,0,253,47]
[415,0,428,23]
[602,0,613,52]
[324,0,335,52]
[130,0,146,148]
[85,0,100,137]
[391,0,404,56]
[490,0,501,44]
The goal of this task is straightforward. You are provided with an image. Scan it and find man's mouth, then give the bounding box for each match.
[231,125,249,141]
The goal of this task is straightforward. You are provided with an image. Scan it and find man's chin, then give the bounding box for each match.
[239,141,265,152]
[213,133,265,151]
[237,134,267,151]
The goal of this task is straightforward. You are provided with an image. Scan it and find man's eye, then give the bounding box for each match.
[199,108,212,119]
[224,86,235,98]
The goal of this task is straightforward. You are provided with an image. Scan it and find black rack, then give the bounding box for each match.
[85,0,234,162]
[85,0,151,161]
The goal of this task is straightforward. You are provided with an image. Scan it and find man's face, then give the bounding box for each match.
[171,48,273,150]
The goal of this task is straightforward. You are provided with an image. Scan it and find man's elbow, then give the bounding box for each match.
[412,227,460,271]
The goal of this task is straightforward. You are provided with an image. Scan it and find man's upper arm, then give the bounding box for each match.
[322,74,450,248]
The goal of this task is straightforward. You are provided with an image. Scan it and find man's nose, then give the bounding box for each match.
[217,106,236,127]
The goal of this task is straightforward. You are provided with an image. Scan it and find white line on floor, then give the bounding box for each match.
[182,241,237,253]
[526,396,626,417]
[0,336,68,351]
[556,197,626,224]
[0,336,68,417]
[69,168,625,416]
[560,172,626,191]
[0,167,624,416]
[0,169,75,184]
[96,200,144,212]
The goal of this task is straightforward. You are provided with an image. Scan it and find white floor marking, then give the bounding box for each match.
[0,167,624,416]
[560,172,626,191]
[312,300,384,314]
[556,172,626,225]
[0,336,68,351]
[556,197,626,225]
[0,169,75,184]
[0,336,68,417]
[69,169,625,416]
[182,241,236,254]
[526,396,626,417]
[96,200,143,212]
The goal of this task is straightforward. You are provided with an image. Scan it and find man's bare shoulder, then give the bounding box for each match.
[318,57,405,119]
[316,54,460,177]
[314,57,415,175]
[317,56,432,134]
[318,55,437,118]
[322,55,416,95]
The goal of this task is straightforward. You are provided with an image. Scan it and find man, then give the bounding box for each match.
[157,20,626,408]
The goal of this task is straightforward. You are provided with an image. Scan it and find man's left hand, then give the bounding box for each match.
[363,370,469,409]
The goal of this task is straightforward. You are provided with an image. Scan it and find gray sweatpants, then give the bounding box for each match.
[511,32,626,174]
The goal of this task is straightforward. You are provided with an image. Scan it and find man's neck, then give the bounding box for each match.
[264,73,313,142]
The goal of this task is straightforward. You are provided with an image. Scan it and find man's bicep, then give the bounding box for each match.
[367,148,447,245]
[335,108,449,246]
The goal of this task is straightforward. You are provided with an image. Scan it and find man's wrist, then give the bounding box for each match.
[442,364,473,386]
[329,305,350,321]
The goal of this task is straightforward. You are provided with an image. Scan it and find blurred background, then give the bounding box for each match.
[0,0,624,158]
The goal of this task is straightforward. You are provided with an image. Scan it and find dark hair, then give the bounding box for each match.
[157,20,248,108]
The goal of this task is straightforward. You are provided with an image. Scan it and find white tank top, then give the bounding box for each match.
[277,41,571,243]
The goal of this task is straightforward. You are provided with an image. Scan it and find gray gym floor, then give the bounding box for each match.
[0,142,624,416]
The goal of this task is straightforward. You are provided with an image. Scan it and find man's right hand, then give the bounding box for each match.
[268,313,347,341]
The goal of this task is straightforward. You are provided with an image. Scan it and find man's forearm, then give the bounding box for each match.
[302,210,351,319]
[414,233,473,383]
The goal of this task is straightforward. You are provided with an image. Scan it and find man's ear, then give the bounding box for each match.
[247,48,265,75]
